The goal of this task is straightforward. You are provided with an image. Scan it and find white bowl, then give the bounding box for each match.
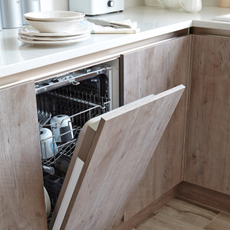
[24,11,85,22]
[24,18,83,33]
[40,128,57,159]
[50,115,74,143]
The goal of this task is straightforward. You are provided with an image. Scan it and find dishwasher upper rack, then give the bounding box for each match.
[39,97,111,167]
[38,93,110,167]
[35,65,111,95]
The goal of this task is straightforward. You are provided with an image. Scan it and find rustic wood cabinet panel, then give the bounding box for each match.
[0,82,47,229]
[51,86,184,230]
[120,36,191,220]
[185,35,230,195]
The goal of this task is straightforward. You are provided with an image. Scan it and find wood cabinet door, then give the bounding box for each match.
[120,36,191,220]
[51,85,185,230]
[0,82,47,229]
[185,35,230,195]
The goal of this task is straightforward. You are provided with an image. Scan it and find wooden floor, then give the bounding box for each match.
[133,197,230,230]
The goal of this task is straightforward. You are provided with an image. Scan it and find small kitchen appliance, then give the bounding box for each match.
[69,0,124,16]
[0,3,2,30]
[0,0,23,28]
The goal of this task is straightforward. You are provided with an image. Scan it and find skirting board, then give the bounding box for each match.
[177,181,230,214]
[114,181,230,230]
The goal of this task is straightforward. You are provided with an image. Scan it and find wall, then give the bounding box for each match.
[40,0,69,11]
[203,0,218,4]
[124,0,144,8]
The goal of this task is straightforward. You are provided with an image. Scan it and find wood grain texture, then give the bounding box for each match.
[59,85,185,230]
[177,182,230,214]
[204,213,230,230]
[134,198,219,230]
[114,185,178,230]
[0,82,47,229]
[153,198,218,228]
[121,36,191,220]
[50,119,99,230]
[185,35,230,195]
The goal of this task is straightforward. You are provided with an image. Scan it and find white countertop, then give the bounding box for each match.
[1,5,230,80]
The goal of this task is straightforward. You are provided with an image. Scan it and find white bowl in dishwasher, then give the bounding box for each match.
[50,115,74,143]
[40,128,57,159]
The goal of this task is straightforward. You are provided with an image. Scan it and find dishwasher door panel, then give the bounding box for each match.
[51,85,185,230]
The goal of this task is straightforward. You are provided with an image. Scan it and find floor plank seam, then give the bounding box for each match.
[202,212,221,229]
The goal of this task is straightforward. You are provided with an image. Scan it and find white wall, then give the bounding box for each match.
[124,0,143,8]
[40,0,69,11]
[203,0,218,5]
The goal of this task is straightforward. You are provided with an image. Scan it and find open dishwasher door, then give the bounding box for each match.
[50,85,185,230]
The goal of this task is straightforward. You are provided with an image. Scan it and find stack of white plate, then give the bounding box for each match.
[18,11,91,45]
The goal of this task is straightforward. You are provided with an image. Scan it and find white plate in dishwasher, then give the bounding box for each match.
[44,187,51,217]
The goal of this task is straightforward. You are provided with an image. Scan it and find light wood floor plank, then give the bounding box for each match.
[204,213,230,230]
[135,213,204,230]
[157,198,218,228]
[135,198,220,230]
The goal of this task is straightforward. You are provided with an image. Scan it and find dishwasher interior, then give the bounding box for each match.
[35,60,119,224]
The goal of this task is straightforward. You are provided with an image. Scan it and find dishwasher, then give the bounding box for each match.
[32,57,184,230]
[34,59,119,226]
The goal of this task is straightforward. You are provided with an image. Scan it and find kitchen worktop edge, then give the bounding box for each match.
[0,5,229,82]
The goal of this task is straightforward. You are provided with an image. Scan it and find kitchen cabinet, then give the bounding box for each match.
[185,35,230,195]
[120,36,191,220]
[0,82,47,230]
[0,63,184,230]
[4,32,230,230]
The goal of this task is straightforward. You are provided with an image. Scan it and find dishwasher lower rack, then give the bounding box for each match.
[37,83,111,167]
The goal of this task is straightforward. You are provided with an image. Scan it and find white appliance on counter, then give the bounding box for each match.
[69,0,124,15]
[0,3,2,30]
[0,0,23,28]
